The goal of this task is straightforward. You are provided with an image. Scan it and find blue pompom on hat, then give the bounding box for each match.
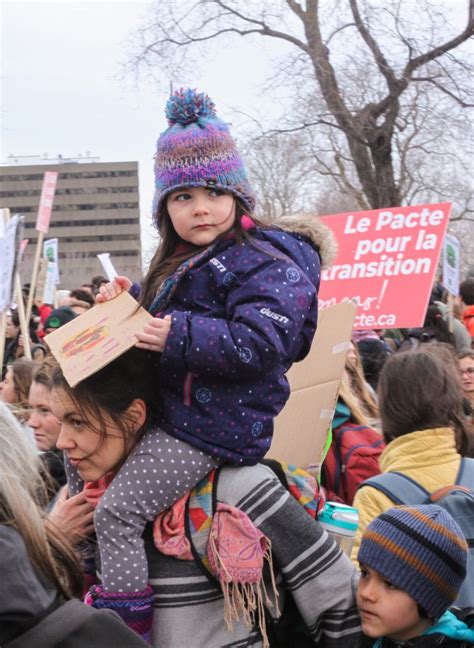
[358,505,468,619]
[152,88,255,224]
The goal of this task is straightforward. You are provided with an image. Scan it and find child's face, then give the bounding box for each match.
[357,564,431,641]
[166,186,236,246]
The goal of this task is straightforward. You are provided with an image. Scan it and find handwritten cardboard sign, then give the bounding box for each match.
[318,203,451,329]
[266,301,357,472]
[45,291,153,387]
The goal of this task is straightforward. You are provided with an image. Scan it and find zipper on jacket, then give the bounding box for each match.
[183,372,197,406]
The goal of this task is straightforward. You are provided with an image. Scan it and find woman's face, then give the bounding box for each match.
[5,315,18,340]
[50,386,129,482]
[28,382,61,452]
[346,342,358,367]
[459,356,474,396]
[1,368,17,404]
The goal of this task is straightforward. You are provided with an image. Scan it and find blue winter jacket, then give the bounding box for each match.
[135,216,333,465]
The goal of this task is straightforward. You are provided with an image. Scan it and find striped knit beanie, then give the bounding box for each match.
[358,505,467,619]
[152,88,255,224]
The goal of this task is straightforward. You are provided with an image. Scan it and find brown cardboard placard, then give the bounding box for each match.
[45,291,153,387]
[34,258,48,301]
[266,301,357,470]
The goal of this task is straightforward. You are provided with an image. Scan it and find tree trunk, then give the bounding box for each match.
[370,131,401,208]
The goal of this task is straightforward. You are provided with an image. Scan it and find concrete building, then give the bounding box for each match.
[0,157,142,289]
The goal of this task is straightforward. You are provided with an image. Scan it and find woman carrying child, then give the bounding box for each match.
[65,88,335,634]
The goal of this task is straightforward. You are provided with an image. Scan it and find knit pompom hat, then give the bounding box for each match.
[358,505,468,619]
[152,88,255,224]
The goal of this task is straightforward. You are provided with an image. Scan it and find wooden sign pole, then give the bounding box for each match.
[26,230,44,325]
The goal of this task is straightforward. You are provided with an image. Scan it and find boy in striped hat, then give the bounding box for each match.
[356,505,474,647]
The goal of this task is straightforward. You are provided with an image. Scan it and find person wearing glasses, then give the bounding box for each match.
[459,353,474,411]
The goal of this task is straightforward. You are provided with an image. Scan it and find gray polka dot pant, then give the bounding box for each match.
[95,428,218,592]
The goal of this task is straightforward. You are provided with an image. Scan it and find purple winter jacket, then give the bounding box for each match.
[136,217,334,464]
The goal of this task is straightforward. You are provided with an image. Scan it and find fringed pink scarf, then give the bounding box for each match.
[153,497,279,648]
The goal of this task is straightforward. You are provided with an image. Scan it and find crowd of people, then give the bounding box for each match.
[1,89,473,647]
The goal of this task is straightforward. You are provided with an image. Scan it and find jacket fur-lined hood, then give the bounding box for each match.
[262,213,337,270]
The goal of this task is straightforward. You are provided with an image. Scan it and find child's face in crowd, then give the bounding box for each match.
[357,564,431,641]
[1,368,16,404]
[166,186,236,246]
[28,382,61,452]
[51,387,127,482]
[459,356,474,395]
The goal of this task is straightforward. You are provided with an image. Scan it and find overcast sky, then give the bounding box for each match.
[1,0,279,264]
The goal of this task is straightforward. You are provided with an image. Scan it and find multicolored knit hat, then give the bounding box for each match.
[152,88,255,224]
[358,505,468,619]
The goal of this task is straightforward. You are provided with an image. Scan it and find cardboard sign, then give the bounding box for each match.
[318,203,451,329]
[442,233,461,297]
[97,252,118,281]
[266,301,357,472]
[45,291,153,387]
[35,172,58,234]
[34,258,48,302]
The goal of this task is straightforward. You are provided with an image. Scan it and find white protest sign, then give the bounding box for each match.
[43,262,57,305]
[0,212,21,313]
[97,253,118,281]
[442,234,461,297]
[43,238,60,284]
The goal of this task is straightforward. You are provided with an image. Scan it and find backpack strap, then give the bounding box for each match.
[456,457,474,490]
[361,472,430,505]
[261,458,290,490]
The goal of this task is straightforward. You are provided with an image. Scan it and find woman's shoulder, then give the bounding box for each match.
[6,599,149,648]
[216,463,281,506]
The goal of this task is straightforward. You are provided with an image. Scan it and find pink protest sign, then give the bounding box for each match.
[318,203,451,329]
[35,172,58,234]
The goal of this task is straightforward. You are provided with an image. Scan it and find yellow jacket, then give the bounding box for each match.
[351,427,462,565]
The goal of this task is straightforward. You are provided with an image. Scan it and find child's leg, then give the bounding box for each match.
[95,428,219,592]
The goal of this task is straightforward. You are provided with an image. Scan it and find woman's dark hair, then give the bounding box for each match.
[69,288,95,307]
[139,197,268,310]
[51,348,157,460]
[378,345,470,455]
